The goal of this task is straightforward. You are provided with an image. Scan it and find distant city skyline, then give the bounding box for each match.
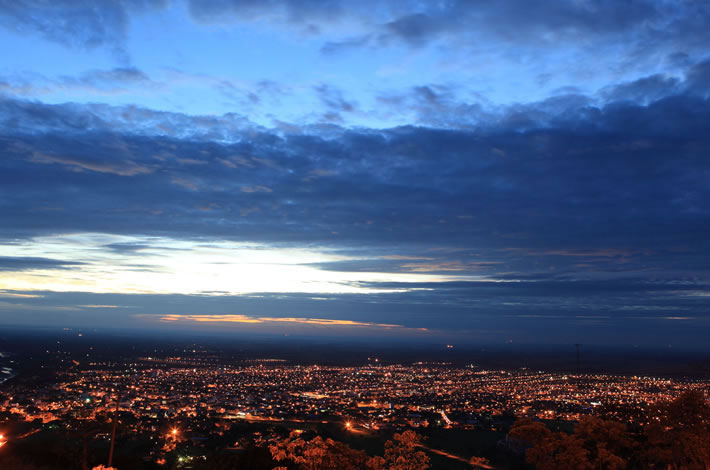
[1,1,710,346]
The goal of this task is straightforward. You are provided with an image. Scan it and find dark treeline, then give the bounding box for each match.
[508,391,710,469]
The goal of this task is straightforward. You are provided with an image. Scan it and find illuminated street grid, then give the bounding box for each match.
[2,357,708,431]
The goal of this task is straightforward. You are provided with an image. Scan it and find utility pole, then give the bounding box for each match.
[575,344,581,371]
[108,387,121,468]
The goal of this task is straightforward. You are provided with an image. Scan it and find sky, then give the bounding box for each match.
[1,0,709,347]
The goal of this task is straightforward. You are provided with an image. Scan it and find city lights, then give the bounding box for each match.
[1,345,708,468]
[4,355,703,434]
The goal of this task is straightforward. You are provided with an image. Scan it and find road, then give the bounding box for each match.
[417,444,494,469]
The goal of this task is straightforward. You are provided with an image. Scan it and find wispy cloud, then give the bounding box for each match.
[0,256,84,271]
[240,185,272,193]
[0,290,43,298]
[29,152,153,176]
[78,304,123,309]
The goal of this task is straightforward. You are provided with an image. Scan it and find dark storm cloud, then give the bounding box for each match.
[685,58,710,96]
[378,0,664,46]
[376,84,475,128]
[186,0,710,66]
[68,66,151,84]
[0,0,167,60]
[601,75,683,104]
[2,63,710,263]
[0,256,84,271]
[313,84,357,123]
[215,79,291,109]
[600,59,710,105]
[320,36,371,55]
[62,67,156,90]
[1,59,710,343]
[0,98,252,138]
[0,67,158,96]
[184,0,695,41]
[314,84,356,113]
[2,1,708,70]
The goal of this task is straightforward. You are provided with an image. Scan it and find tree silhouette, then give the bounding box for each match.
[193,445,274,470]
[0,454,54,470]
[573,416,633,468]
[269,430,430,470]
[509,416,631,469]
[270,432,370,470]
[382,430,430,470]
[510,391,710,470]
[642,390,710,469]
[508,418,551,447]
[469,455,492,469]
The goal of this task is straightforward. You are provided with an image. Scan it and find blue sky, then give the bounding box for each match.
[1,0,709,347]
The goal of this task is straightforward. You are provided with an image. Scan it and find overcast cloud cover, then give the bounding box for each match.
[0,0,709,346]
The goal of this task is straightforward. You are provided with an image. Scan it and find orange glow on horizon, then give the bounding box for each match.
[149,313,428,332]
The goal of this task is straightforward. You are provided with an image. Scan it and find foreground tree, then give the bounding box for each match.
[0,454,54,470]
[509,416,631,469]
[270,429,430,470]
[270,432,371,470]
[193,445,274,470]
[510,391,710,470]
[381,430,430,470]
[642,390,710,469]
[469,455,492,469]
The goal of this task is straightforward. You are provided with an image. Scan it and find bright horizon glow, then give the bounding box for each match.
[0,233,475,295]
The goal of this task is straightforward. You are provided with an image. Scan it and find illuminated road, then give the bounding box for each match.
[417,444,494,469]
